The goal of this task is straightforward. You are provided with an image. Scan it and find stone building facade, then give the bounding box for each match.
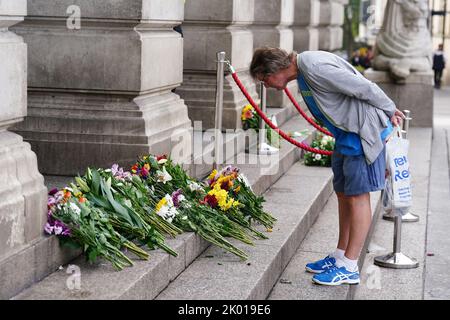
[0,0,348,299]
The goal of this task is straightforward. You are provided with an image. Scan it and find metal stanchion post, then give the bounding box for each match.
[257,82,278,155]
[383,109,419,222]
[374,214,419,268]
[213,51,225,170]
[375,109,418,269]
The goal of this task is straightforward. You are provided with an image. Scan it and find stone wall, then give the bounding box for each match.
[176,0,259,130]
[318,0,346,51]
[293,0,320,53]
[0,0,50,299]
[251,0,298,108]
[11,0,193,175]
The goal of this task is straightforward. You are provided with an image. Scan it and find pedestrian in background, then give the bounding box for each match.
[433,44,446,89]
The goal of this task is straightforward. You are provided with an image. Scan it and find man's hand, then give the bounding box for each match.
[390,109,405,127]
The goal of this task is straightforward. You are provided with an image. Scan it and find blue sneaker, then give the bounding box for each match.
[305,255,336,274]
[312,266,360,286]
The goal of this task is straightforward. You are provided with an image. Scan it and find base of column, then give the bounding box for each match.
[11,91,193,175]
[364,69,434,127]
[266,81,301,108]
[0,131,47,259]
[177,71,259,130]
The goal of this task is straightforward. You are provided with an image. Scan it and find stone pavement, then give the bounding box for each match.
[423,87,450,299]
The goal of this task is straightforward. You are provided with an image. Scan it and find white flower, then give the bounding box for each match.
[164,194,174,207]
[123,199,132,208]
[315,154,322,160]
[69,202,81,216]
[188,181,203,192]
[158,159,168,165]
[156,206,179,223]
[156,166,173,184]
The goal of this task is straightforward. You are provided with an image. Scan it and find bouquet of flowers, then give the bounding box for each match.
[46,188,149,270]
[45,154,277,266]
[304,131,335,167]
[206,166,277,231]
[241,104,280,148]
[132,156,255,260]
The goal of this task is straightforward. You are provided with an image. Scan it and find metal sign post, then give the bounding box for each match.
[213,51,226,170]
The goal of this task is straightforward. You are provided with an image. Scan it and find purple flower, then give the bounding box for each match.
[54,225,63,235]
[111,164,120,175]
[54,191,64,203]
[112,164,133,181]
[48,188,58,196]
[171,189,184,208]
[44,223,54,235]
[47,197,56,207]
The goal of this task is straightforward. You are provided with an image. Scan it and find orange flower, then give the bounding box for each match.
[78,197,87,203]
[64,191,71,199]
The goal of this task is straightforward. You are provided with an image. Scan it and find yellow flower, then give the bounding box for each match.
[241,104,254,121]
[208,169,218,181]
[156,197,167,212]
[242,104,253,113]
[144,163,150,171]
[266,228,273,232]
[234,185,241,193]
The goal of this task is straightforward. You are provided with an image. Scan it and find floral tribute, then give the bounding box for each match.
[45,155,277,269]
[304,131,335,167]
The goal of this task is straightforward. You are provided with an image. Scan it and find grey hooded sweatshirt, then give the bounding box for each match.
[297,51,396,164]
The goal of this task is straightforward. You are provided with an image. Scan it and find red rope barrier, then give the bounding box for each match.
[231,71,332,156]
[284,88,333,137]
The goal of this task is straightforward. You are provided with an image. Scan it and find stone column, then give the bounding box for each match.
[11,0,192,175]
[318,0,346,51]
[252,0,298,108]
[293,0,320,53]
[0,1,47,296]
[177,0,258,130]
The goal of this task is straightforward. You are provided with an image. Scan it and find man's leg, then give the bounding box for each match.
[336,191,350,252]
[342,192,372,260]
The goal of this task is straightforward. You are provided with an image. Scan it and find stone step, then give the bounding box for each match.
[13,113,315,300]
[267,191,382,300]
[155,161,334,300]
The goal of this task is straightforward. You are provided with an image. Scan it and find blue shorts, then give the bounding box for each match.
[331,147,386,196]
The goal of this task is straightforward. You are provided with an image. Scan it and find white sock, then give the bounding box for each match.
[336,255,359,272]
[330,248,345,260]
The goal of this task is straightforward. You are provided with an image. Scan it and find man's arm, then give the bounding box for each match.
[312,63,397,118]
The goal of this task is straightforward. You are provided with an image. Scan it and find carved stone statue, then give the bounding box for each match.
[373,0,432,81]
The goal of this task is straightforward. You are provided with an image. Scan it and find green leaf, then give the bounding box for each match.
[88,249,98,262]
[75,176,91,193]
[100,178,134,225]
[91,169,101,195]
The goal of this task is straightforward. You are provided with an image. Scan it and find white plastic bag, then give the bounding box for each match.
[383,126,412,215]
